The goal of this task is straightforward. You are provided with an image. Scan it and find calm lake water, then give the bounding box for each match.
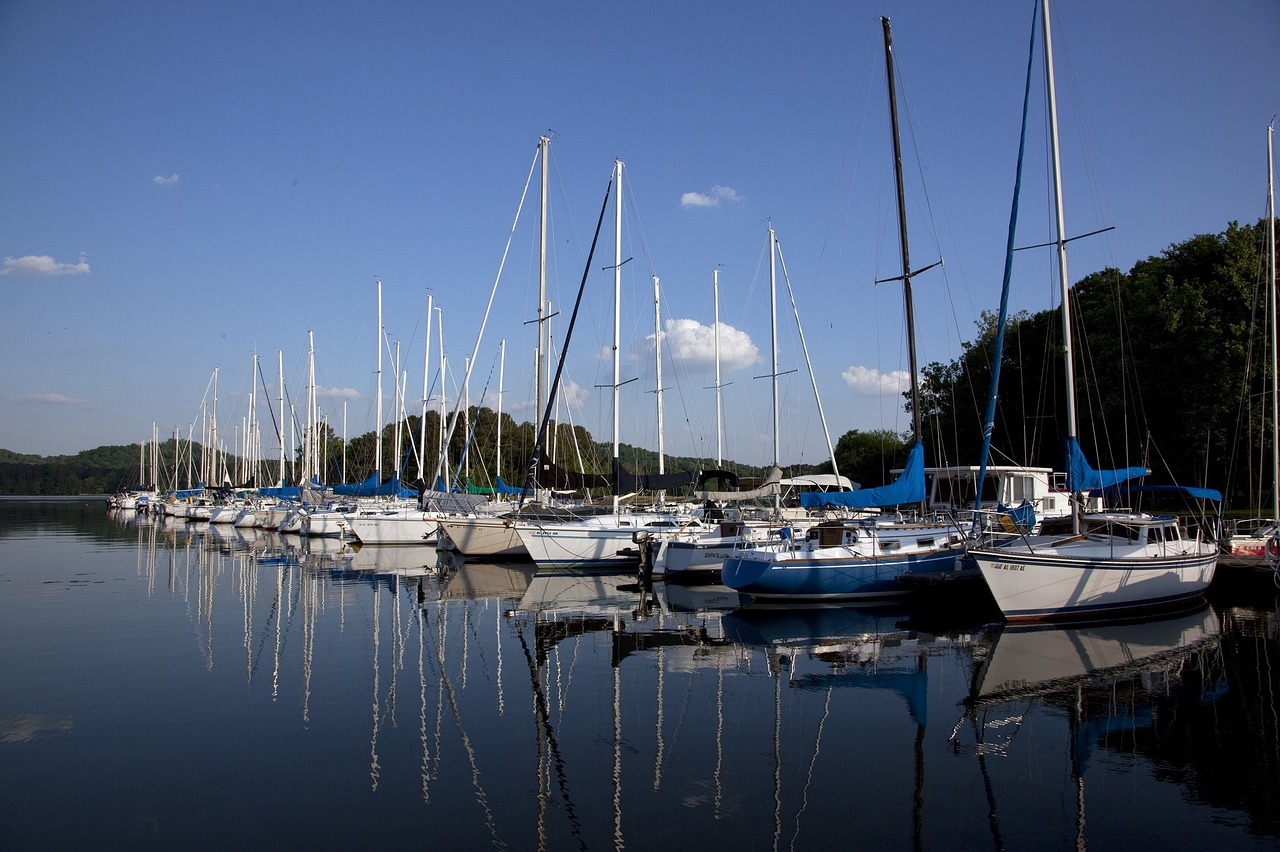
[2,498,1278,850]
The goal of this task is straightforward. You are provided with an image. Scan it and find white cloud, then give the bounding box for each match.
[153,173,180,186]
[841,365,912,396]
[14,392,82,405]
[680,185,743,208]
[656,318,759,372]
[316,386,361,400]
[0,254,90,277]
[558,379,588,410]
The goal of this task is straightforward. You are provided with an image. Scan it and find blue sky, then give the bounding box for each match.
[2,0,1277,471]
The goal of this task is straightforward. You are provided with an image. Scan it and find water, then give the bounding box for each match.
[2,499,1277,850]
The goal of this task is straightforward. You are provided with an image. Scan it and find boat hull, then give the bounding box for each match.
[347,512,440,545]
[721,548,960,600]
[970,545,1217,623]
[515,522,643,569]
[437,516,528,558]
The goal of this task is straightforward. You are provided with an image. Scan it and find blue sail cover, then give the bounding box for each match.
[492,475,522,495]
[799,441,926,509]
[258,485,302,500]
[331,473,417,499]
[1065,437,1147,492]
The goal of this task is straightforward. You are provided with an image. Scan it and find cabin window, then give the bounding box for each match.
[916,538,935,548]
[1009,475,1034,503]
[880,540,901,552]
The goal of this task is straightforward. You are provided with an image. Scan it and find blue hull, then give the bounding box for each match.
[721,548,959,600]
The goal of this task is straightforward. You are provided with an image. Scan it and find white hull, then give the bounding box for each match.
[437,516,528,558]
[515,519,648,568]
[347,510,441,545]
[971,536,1217,622]
[307,510,355,539]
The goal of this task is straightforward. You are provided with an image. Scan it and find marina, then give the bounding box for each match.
[2,498,1277,849]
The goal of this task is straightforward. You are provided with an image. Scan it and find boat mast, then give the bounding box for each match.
[1040,0,1079,533]
[419,294,433,484]
[713,268,723,467]
[497,338,506,486]
[882,16,923,446]
[536,136,550,433]
[769,228,781,514]
[277,350,285,487]
[375,278,384,482]
[653,275,666,507]
[1268,122,1277,530]
[612,158,624,514]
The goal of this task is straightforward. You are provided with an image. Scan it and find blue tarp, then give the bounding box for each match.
[799,441,926,509]
[1092,483,1223,502]
[493,475,522,495]
[996,500,1037,532]
[1065,437,1147,492]
[331,473,417,499]
[258,486,302,500]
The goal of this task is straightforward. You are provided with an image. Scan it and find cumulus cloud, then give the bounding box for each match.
[316,386,361,400]
[1,254,90,277]
[840,365,913,396]
[558,379,588,410]
[14,392,82,405]
[653,318,759,372]
[153,173,180,186]
[680,185,743,208]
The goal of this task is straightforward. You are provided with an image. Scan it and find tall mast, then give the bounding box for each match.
[882,16,923,445]
[536,136,550,428]
[1268,122,1277,529]
[463,356,471,486]
[612,158,624,514]
[375,278,384,481]
[1040,0,1079,532]
[497,338,506,485]
[653,275,666,507]
[419,294,433,484]
[769,228,780,471]
[277,350,285,487]
[713,268,723,466]
[307,331,316,485]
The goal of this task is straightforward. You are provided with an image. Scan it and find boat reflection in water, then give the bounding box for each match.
[951,604,1228,848]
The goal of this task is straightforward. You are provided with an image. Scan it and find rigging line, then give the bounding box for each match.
[431,141,541,488]
[775,236,841,480]
[520,172,614,508]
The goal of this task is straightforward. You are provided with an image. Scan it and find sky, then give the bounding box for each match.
[2,0,1277,473]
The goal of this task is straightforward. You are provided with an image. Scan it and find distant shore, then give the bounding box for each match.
[0,494,111,501]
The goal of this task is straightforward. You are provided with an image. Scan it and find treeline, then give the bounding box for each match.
[4,219,1275,507]
[897,218,1275,510]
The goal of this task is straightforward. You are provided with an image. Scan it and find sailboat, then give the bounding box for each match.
[512,158,704,569]
[720,17,966,601]
[966,0,1221,622]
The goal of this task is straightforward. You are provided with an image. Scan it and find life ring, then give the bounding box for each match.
[1266,536,1279,560]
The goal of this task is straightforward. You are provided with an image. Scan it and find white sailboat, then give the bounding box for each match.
[513,158,696,569]
[967,0,1220,622]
